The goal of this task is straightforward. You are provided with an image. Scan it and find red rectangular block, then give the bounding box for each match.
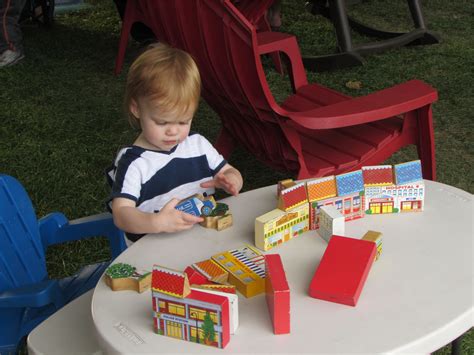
[309,235,376,306]
[265,254,290,334]
[184,265,208,286]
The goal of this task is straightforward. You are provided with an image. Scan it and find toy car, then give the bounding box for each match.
[175,194,216,217]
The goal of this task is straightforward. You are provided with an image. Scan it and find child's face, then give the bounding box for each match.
[131,97,194,151]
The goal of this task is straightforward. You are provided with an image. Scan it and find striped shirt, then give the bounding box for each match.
[107,132,227,214]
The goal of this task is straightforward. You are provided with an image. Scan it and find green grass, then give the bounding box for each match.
[1,0,472,353]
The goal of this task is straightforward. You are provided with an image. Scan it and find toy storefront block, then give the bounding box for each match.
[362,230,383,261]
[152,288,230,348]
[104,263,151,293]
[191,287,239,335]
[265,254,290,335]
[309,236,376,306]
[212,245,266,298]
[255,204,309,251]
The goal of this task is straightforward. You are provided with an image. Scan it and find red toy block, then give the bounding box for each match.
[184,266,208,286]
[265,254,290,334]
[309,235,376,306]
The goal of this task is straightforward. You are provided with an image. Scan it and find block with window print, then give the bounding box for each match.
[255,204,309,252]
[307,175,365,231]
[151,265,231,348]
[212,245,266,298]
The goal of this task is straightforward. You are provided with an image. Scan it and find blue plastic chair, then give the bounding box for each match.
[0,174,127,353]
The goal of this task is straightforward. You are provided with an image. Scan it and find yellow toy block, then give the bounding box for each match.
[212,245,266,298]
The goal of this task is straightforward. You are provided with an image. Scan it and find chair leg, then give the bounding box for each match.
[416,105,436,181]
[114,1,137,75]
[215,126,237,159]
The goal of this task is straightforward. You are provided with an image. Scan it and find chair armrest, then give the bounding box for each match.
[257,31,308,91]
[0,280,64,308]
[45,212,127,259]
[39,212,69,252]
[288,80,438,129]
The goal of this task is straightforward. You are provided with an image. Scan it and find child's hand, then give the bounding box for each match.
[200,166,243,196]
[155,198,204,233]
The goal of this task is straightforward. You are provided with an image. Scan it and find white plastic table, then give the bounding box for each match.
[92,180,473,354]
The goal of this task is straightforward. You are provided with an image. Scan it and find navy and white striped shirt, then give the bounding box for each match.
[107,132,227,213]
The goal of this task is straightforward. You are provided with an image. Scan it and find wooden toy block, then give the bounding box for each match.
[309,236,376,306]
[362,230,383,261]
[265,254,290,335]
[365,181,424,214]
[191,287,239,335]
[212,245,266,298]
[152,265,191,298]
[104,263,151,293]
[192,259,229,284]
[278,181,308,211]
[318,205,345,243]
[152,288,230,348]
[335,170,364,197]
[394,160,423,185]
[184,266,208,286]
[306,176,337,202]
[201,213,233,230]
[200,202,233,230]
[362,165,393,186]
[175,194,216,217]
[255,204,309,251]
[277,179,296,198]
[309,191,364,230]
[193,284,237,294]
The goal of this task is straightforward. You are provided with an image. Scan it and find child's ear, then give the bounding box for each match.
[129,99,140,119]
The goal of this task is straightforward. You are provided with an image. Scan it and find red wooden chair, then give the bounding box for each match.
[115,0,150,75]
[121,0,438,180]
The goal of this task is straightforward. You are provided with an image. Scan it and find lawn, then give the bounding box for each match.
[0,0,472,353]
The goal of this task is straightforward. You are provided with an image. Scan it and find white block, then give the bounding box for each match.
[318,205,345,242]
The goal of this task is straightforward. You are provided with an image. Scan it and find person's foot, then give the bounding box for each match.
[0,49,25,67]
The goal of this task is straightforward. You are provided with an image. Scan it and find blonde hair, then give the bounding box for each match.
[125,44,201,128]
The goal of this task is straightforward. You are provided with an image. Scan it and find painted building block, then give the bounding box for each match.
[184,266,209,286]
[336,170,364,196]
[277,179,296,198]
[255,204,309,251]
[192,259,229,284]
[365,181,424,214]
[278,181,308,211]
[306,176,337,202]
[104,263,151,293]
[309,236,376,306]
[394,160,423,185]
[191,287,239,335]
[309,191,364,230]
[152,265,191,298]
[152,288,230,348]
[265,254,290,335]
[318,205,345,243]
[362,230,383,261]
[362,165,393,186]
[212,245,266,298]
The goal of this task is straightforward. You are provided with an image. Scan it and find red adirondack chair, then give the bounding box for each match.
[119,0,438,180]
